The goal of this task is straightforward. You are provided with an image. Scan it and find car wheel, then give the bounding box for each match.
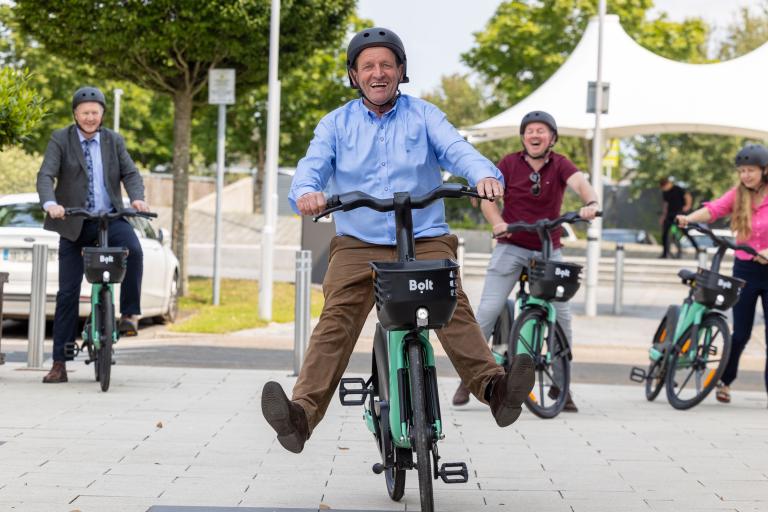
[155,271,179,324]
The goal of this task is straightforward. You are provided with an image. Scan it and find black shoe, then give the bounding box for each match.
[489,354,534,427]
[547,385,579,412]
[261,381,309,453]
[452,381,471,406]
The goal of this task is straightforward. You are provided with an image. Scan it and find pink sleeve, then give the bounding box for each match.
[704,188,737,221]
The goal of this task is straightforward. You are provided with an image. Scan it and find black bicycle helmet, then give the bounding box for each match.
[735,144,768,169]
[72,86,106,111]
[346,27,409,88]
[520,111,558,141]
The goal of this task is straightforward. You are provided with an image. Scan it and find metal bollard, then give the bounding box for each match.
[697,249,707,269]
[612,243,624,315]
[28,244,48,368]
[293,250,312,376]
[457,237,465,280]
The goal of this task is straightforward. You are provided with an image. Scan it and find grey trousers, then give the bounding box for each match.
[475,242,573,344]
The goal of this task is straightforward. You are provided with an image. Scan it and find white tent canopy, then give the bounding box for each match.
[465,14,768,143]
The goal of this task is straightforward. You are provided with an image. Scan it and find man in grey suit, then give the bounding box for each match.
[36,86,150,383]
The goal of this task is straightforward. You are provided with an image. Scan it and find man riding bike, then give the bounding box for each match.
[260,27,535,454]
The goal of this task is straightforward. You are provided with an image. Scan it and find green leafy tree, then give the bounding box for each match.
[718,2,768,59]
[14,0,354,293]
[0,146,42,193]
[0,66,45,150]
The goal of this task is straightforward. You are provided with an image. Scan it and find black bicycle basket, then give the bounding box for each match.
[82,247,129,284]
[370,259,459,331]
[527,258,582,302]
[692,268,745,310]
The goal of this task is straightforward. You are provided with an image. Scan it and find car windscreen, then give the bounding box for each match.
[0,203,45,228]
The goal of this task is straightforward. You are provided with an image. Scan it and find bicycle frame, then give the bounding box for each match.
[83,283,116,351]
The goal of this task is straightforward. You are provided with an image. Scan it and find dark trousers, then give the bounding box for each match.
[721,258,768,392]
[292,235,503,433]
[52,218,143,362]
[661,215,698,257]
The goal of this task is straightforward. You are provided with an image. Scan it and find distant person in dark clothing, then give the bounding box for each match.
[659,177,693,258]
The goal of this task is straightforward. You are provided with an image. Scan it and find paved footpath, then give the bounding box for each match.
[1,362,767,512]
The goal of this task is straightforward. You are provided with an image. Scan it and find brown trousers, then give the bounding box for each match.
[292,234,504,432]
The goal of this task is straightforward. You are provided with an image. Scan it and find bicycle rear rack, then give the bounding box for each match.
[338,377,373,406]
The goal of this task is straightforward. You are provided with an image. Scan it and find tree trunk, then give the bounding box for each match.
[171,91,193,296]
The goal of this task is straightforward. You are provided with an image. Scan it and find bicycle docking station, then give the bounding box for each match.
[338,376,373,406]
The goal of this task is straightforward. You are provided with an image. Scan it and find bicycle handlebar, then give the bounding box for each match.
[496,210,603,238]
[312,183,484,222]
[64,207,158,220]
[683,222,758,258]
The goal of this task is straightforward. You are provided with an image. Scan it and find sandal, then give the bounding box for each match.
[715,382,731,404]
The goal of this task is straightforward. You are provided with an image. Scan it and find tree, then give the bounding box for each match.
[0,66,44,150]
[14,0,354,293]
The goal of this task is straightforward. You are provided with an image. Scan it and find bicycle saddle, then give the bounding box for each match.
[677,269,697,283]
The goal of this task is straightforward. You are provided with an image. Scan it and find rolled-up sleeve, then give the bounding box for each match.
[704,187,736,221]
[424,104,503,187]
[288,117,336,214]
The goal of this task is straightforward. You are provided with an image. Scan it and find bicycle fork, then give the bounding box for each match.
[337,330,468,484]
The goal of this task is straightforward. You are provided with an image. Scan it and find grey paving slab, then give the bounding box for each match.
[2,363,768,511]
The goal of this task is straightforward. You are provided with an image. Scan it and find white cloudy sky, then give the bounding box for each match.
[357,0,766,96]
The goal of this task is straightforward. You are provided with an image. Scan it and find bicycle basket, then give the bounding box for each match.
[692,268,745,310]
[527,258,582,302]
[82,247,129,284]
[370,259,459,331]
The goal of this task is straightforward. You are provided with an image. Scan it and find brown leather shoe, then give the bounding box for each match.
[548,385,579,412]
[42,361,68,383]
[452,381,471,406]
[261,381,309,453]
[490,354,534,427]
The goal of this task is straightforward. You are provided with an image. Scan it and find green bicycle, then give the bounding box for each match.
[489,212,597,418]
[630,222,756,409]
[64,207,157,392]
[323,183,481,512]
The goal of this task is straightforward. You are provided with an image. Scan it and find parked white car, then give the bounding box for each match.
[0,193,179,323]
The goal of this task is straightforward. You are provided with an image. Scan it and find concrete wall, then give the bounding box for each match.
[142,173,216,207]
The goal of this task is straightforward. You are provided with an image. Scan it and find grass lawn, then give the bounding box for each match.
[169,277,324,334]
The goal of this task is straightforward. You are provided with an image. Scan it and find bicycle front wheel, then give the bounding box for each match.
[98,288,114,392]
[407,341,434,512]
[510,308,570,419]
[665,314,731,410]
[646,310,676,401]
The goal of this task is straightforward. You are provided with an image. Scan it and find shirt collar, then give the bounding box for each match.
[77,129,100,145]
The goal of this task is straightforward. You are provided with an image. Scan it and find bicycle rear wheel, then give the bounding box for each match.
[372,326,405,501]
[407,340,434,512]
[510,308,570,419]
[98,288,114,392]
[646,308,677,401]
[665,314,730,410]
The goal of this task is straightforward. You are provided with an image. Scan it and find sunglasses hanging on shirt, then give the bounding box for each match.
[529,171,541,197]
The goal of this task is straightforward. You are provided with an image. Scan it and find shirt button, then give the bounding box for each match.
[384,187,389,191]
[379,137,384,142]
[381,162,385,167]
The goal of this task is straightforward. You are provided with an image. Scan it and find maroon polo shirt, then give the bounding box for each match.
[496,151,579,250]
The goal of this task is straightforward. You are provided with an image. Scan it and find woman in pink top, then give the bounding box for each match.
[677,144,768,405]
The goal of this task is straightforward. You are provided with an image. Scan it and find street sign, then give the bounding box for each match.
[208,69,235,105]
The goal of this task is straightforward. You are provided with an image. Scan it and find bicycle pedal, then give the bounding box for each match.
[629,367,647,383]
[439,462,469,484]
[338,377,371,406]
[708,345,718,356]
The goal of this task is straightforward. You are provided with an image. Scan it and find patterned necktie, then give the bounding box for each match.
[81,139,96,211]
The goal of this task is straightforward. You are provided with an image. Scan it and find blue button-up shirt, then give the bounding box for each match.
[77,131,112,213]
[289,95,503,245]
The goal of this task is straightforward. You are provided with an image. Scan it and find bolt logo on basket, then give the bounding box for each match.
[99,254,114,264]
[555,266,571,278]
[716,278,732,290]
[409,278,434,293]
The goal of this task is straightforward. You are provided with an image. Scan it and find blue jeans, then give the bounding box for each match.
[721,258,768,392]
[52,218,143,362]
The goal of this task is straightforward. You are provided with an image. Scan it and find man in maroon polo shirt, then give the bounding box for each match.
[452,111,600,410]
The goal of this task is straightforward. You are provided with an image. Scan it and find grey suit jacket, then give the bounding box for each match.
[36,125,145,241]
